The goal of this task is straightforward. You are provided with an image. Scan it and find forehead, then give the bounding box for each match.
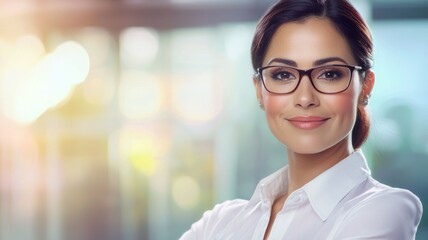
[263,17,356,67]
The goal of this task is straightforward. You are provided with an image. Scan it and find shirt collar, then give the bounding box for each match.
[303,150,371,221]
[250,166,289,204]
[249,150,371,221]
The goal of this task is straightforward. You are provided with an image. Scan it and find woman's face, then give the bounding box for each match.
[255,17,369,154]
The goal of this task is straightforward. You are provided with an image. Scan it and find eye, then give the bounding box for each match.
[272,72,294,80]
[269,68,297,81]
[323,71,337,78]
[321,71,341,79]
[316,68,345,81]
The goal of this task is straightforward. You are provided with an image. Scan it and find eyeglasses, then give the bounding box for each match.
[255,64,363,94]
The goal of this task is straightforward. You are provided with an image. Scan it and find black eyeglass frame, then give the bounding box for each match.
[255,64,364,94]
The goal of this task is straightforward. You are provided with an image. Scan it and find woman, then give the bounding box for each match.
[181,0,423,239]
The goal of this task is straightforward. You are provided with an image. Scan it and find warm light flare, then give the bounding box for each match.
[0,37,90,124]
[119,127,171,177]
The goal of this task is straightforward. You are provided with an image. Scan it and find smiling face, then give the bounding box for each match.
[255,17,366,155]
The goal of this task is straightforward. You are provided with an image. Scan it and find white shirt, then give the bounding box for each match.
[180,150,423,240]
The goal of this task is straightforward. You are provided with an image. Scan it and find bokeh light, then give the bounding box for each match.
[76,28,113,68]
[172,175,200,210]
[120,27,159,66]
[118,70,165,120]
[171,73,223,123]
[119,126,170,177]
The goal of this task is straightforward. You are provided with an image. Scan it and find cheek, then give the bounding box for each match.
[331,94,357,112]
[330,76,361,117]
[327,89,360,126]
[262,91,290,116]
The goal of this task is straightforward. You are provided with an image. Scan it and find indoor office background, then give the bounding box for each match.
[0,0,427,239]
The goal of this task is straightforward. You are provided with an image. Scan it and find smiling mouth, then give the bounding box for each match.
[286,116,330,130]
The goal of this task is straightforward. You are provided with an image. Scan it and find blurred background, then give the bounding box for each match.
[0,0,427,239]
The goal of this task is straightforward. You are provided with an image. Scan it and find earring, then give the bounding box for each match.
[258,100,264,109]
[362,95,370,106]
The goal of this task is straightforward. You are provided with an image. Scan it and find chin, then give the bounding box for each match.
[283,136,351,156]
[285,144,329,155]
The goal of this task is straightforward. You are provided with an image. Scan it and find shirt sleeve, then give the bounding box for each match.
[179,199,247,240]
[331,188,423,240]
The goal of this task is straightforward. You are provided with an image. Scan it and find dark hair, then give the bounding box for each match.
[251,0,373,149]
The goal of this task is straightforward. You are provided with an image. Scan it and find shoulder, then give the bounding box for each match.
[332,180,423,239]
[201,199,249,223]
[356,180,423,220]
[216,199,249,212]
[180,199,249,240]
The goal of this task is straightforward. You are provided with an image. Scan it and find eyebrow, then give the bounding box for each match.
[267,57,349,67]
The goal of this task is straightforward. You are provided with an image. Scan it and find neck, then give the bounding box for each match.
[286,140,354,194]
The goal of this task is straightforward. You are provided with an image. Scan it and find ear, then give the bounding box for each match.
[253,73,264,110]
[363,70,375,94]
[359,70,375,106]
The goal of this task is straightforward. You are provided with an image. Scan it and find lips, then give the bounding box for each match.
[286,116,330,130]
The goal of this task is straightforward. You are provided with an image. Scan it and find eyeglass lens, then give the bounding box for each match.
[261,65,352,94]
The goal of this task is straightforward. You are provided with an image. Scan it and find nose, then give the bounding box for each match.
[293,75,320,109]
